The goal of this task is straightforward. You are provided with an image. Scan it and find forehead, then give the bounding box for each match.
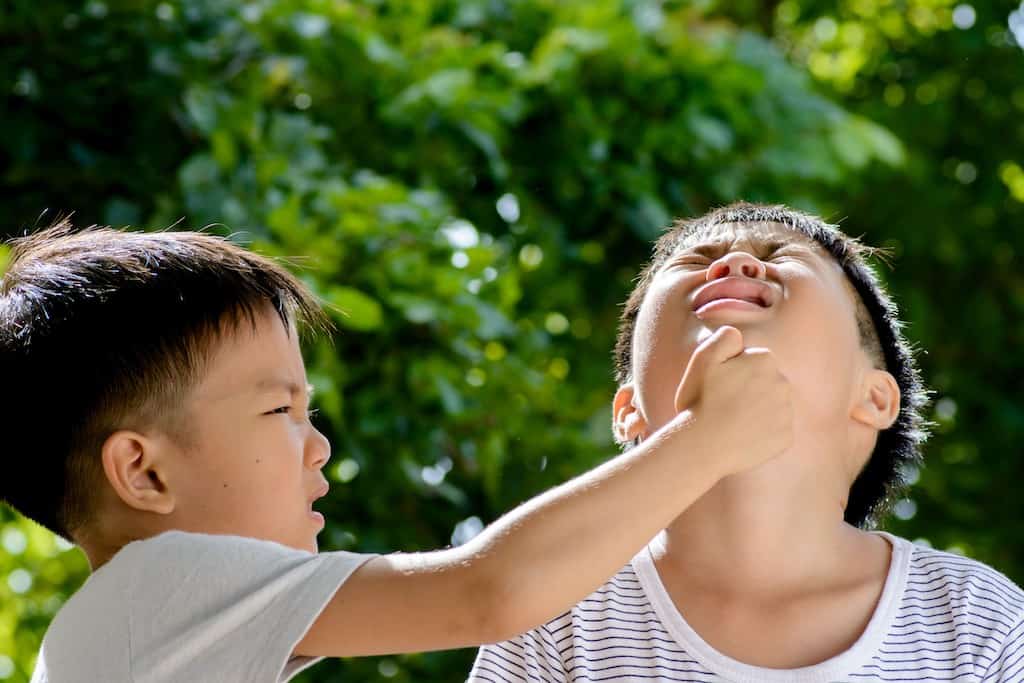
[192,306,306,403]
[675,221,822,252]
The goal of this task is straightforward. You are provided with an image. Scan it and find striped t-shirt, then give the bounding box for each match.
[470,532,1024,682]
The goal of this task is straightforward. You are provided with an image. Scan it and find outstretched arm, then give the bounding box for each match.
[295,326,791,657]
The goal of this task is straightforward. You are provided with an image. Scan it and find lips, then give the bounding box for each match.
[692,277,775,312]
[309,482,330,506]
[308,483,329,528]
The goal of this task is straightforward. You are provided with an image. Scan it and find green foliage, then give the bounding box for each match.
[0,510,89,682]
[1,0,1021,681]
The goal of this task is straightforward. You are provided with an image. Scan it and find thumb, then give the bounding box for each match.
[674,326,745,413]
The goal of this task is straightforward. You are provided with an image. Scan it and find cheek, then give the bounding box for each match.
[631,277,701,429]
[196,419,300,485]
[778,285,862,408]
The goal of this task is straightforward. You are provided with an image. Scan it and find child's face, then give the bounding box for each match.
[161,304,331,553]
[627,221,874,452]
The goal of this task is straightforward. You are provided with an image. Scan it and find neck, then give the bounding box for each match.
[78,530,121,572]
[77,505,161,572]
[656,457,874,597]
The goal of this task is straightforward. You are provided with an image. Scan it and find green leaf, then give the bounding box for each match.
[831,123,871,169]
[389,293,441,324]
[851,116,906,167]
[0,245,9,276]
[688,113,735,152]
[183,86,219,136]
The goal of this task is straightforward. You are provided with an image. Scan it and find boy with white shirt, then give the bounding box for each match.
[470,202,1024,682]
[1,220,793,682]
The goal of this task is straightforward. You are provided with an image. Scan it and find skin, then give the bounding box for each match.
[612,221,902,669]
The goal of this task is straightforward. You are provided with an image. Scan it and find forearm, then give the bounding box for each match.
[461,412,723,639]
[296,413,725,657]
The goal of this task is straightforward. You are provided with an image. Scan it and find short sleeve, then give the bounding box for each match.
[123,531,371,683]
[468,626,567,683]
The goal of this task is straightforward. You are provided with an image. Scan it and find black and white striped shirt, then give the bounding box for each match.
[470,533,1024,682]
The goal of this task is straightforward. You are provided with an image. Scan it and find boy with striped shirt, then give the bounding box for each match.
[470,203,1023,682]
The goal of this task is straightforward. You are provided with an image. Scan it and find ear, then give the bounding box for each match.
[612,384,649,444]
[100,430,176,515]
[850,368,901,430]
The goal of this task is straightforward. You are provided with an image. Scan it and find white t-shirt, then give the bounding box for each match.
[29,531,372,683]
[470,532,1024,682]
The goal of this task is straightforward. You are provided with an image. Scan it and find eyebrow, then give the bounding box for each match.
[253,377,315,399]
[678,237,808,258]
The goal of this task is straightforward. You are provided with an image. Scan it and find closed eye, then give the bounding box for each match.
[767,247,809,262]
[670,244,810,270]
[671,256,711,268]
[266,406,320,420]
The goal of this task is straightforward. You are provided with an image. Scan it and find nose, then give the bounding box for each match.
[306,426,331,471]
[707,251,767,281]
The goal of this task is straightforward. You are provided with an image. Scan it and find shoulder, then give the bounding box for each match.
[119,530,369,585]
[34,547,137,680]
[121,529,305,564]
[899,537,1024,638]
[899,540,1024,680]
[904,539,1024,609]
[36,532,258,677]
[38,532,371,682]
[118,530,371,617]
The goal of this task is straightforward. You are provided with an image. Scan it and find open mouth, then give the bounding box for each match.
[692,278,774,313]
[696,296,768,310]
[308,482,329,527]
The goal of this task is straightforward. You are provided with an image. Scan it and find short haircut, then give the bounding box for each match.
[0,220,327,540]
[614,202,930,528]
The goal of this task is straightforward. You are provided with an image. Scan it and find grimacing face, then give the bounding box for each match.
[618,221,895,477]
[159,304,332,552]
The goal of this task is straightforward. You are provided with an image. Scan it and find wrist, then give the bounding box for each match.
[655,407,731,483]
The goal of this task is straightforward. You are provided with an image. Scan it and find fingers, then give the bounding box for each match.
[674,326,745,412]
[700,326,745,365]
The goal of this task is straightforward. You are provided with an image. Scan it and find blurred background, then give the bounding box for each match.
[1,0,1022,681]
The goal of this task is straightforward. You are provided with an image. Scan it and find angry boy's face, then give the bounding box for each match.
[621,221,886,466]
[159,304,332,552]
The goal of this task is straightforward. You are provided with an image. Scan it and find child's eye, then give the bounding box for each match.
[266,406,320,420]
[768,251,802,262]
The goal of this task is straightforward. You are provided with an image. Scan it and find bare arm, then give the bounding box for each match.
[295,327,791,657]
[296,415,721,657]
